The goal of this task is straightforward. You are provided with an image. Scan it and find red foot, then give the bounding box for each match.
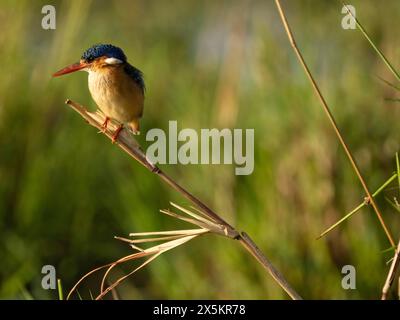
[101,117,110,132]
[112,124,124,143]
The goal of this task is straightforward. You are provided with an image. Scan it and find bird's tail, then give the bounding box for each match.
[129,119,140,135]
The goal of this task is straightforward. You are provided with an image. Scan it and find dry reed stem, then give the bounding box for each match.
[68,227,207,300]
[274,0,395,247]
[65,99,302,300]
[98,233,203,299]
[382,239,400,299]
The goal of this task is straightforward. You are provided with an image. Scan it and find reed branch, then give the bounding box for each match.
[274,0,395,247]
[65,99,302,300]
[381,238,400,300]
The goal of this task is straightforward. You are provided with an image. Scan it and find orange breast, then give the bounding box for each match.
[88,65,144,123]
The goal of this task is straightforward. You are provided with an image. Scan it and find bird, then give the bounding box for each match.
[53,44,145,142]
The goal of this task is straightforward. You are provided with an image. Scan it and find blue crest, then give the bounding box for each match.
[81,44,127,62]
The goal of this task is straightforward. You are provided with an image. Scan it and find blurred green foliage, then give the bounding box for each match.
[0,0,400,299]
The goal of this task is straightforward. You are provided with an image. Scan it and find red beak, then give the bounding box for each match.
[52,61,89,77]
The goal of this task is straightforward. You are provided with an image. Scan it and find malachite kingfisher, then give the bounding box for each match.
[53,44,145,141]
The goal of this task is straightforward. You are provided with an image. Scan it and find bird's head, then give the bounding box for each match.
[53,44,127,77]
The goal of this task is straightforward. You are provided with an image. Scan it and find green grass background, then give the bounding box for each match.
[0,0,400,299]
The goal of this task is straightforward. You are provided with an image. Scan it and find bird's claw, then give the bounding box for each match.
[101,117,110,133]
[112,124,124,144]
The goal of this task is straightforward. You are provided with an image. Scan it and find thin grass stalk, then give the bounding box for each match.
[381,154,400,299]
[318,173,398,238]
[382,238,400,299]
[385,196,400,215]
[97,252,163,300]
[398,277,400,300]
[342,3,400,82]
[397,153,400,192]
[274,0,395,247]
[99,233,203,298]
[377,76,400,92]
[67,262,115,300]
[57,279,64,300]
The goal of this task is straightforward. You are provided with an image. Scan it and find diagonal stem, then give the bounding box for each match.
[381,238,400,299]
[318,173,398,239]
[342,2,400,82]
[239,232,302,300]
[65,99,302,300]
[274,0,394,247]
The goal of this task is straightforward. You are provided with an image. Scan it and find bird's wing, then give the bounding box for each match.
[124,63,145,95]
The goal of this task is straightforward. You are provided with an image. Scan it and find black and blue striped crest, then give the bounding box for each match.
[82,44,127,63]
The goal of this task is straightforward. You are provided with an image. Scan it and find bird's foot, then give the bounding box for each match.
[112,124,124,144]
[100,117,110,133]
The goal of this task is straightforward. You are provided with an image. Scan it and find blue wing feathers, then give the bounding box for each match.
[124,63,145,94]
